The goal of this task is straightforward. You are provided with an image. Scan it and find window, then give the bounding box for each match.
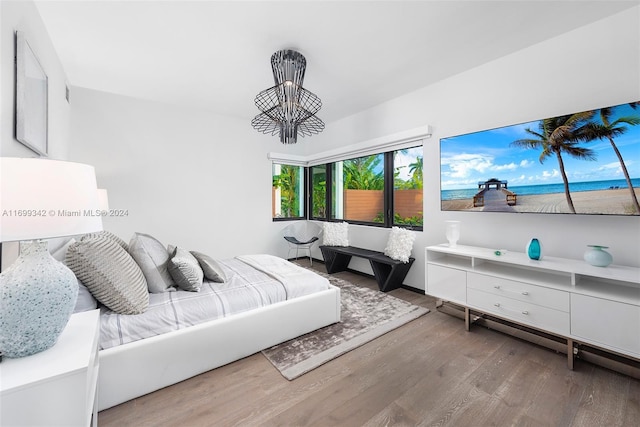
[310,164,327,218]
[306,145,423,229]
[334,154,385,222]
[393,146,423,226]
[272,163,305,220]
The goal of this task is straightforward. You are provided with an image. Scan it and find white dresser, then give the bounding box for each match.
[426,244,640,366]
[0,309,100,426]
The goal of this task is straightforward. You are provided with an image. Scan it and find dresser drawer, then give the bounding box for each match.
[468,288,570,335]
[468,272,569,312]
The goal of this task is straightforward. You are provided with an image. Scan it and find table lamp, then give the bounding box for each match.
[97,188,109,212]
[0,157,103,358]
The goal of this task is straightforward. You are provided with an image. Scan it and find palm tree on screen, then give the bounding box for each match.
[511,112,597,213]
[591,103,640,214]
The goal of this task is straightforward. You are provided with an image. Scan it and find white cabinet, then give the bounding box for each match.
[426,264,467,305]
[571,294,640,358]
[426,244,640,363]
[0,310,100,426]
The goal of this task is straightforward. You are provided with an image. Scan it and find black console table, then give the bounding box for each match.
[319,245,415,292]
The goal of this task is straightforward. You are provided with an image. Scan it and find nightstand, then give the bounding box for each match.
[0,309,100,426]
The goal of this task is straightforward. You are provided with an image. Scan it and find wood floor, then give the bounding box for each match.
[99,260,640,427]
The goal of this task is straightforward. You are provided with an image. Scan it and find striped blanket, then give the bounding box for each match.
[99,255,329,350]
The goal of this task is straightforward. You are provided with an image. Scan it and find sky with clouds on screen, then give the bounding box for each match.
[440,103,640,190]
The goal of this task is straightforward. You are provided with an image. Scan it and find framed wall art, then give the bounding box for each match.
[15,31,48,156]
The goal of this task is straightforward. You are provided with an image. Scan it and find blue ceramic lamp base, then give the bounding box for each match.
[0,241,78,358]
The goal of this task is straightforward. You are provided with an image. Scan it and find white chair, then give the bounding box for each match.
[281,221,322,266]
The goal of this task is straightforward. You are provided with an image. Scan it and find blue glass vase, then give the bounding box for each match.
[526,238,543,260]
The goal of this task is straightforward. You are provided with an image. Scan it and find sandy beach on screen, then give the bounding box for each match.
[441,188,640,215]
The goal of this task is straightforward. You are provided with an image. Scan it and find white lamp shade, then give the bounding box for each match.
[0,157,103,241]
[97,188,109,211]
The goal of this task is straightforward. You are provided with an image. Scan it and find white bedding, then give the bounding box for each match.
[99,255,329,350]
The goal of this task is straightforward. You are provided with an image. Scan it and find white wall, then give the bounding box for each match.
[0,0,71,269]
[69,87,299,259]
[0,0,70,159]
[68,7,639,291]
[306,7,640,289]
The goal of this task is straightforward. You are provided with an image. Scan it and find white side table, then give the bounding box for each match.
[0,309,100,427]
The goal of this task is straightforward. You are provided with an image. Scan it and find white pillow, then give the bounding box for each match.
[74,283,98,313]
[51,238,76,262]
[167,246,204,292]
[129,232,176,293]
[191,251,227,283]
[384,227,415,263]
[323,222,349,246]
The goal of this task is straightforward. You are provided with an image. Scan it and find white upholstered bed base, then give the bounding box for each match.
[98,284,340,411]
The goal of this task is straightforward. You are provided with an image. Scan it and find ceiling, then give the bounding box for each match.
[34,0,638,124]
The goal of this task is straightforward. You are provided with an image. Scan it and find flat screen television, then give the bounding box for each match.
[440,101,640,216]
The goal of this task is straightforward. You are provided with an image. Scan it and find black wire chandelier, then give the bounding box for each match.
[251,50,324,144]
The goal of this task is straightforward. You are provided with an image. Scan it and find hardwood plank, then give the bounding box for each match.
[571,367,632,426]
[623,376,640,425]
[518,345,592,426]
[362,401,419,427]
[99,260,640,427]
[392,326,509,422]
[464,332,534,396]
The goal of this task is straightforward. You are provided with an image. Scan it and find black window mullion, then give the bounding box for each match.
[304,166,309,219]
[384,152,394,227]
[326,164,333,220]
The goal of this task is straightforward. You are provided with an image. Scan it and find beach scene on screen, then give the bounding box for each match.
[440,102,640,215]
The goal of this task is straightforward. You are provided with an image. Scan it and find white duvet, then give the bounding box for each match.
[99,255,329,350]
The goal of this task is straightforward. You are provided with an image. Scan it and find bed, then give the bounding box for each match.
[97,255,340,411]
[51,234,341,411]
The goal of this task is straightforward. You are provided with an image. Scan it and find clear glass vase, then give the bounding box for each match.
[445,221,461,247]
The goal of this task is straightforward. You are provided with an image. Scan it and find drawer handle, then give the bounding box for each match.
[494,303,529,316]
[493,285,529,296]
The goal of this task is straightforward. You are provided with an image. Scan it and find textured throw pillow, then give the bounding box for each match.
[322,222,349,246]
[50,238,99,312]
[167,246,204,291]
[128,232,176,293]
[384,226,416,263]
[82,230,129,252]
[190,251,227,283]
[66,235,149,314]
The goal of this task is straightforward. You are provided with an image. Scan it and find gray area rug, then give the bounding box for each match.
[262,271,430,380]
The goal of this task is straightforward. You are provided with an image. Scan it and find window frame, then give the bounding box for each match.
[271,163,308,222]
[306,145,423,231]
